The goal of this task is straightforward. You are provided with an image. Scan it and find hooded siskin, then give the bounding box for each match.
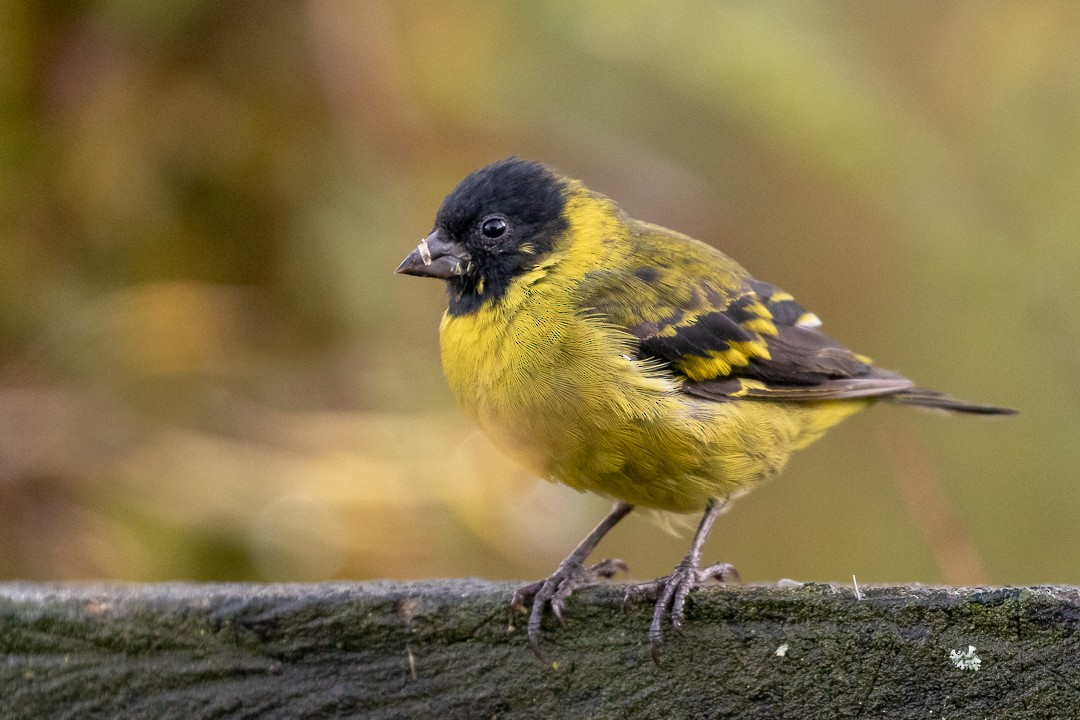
[397,157,1014,658]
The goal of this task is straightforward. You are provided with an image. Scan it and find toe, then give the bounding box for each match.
[526,602,548,659]
[526,579,559,649]
[698,562,739,583]
[550,584,573,627]
[588,558,628,580]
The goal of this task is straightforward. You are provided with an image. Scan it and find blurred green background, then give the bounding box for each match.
[1,1,1075,587]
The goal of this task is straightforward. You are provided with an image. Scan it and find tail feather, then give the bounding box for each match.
[890,388,1017,416]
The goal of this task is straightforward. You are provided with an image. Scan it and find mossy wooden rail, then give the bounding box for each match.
[2,581,1078,718]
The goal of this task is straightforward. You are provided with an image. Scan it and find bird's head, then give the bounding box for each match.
[396,158,569,315]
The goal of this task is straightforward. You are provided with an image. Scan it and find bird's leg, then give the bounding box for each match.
[511,501,633,659]
[625,498,738,662]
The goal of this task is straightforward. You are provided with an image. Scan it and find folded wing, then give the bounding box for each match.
[577,225,913,402]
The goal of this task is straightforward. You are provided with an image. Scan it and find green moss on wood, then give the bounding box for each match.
[2,581,1079,719]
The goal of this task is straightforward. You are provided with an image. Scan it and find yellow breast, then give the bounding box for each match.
[439,264,674,472]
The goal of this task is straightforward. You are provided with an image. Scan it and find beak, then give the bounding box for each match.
[395,230,470,279]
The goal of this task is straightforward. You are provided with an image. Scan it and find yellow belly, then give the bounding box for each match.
[438,284,867,513]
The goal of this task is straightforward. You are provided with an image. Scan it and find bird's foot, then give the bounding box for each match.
[510,557,628,660]
[624,560,738,663]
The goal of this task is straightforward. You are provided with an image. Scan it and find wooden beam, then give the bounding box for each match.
[3,581,1078,718]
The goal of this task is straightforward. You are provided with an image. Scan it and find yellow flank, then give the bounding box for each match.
[438,186,872,512]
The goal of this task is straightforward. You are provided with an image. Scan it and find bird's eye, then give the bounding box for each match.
[481,217,507,239]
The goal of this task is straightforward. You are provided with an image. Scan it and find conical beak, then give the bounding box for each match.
[396,230,470,279]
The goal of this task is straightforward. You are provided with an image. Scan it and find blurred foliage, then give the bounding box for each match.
[0,1,1077,586]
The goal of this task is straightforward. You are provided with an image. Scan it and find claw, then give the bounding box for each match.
[511,556,628,661]
[634,558,739,664]
[529,632,545,662]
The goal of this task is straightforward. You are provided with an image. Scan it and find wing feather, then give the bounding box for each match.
[576,223,912,402]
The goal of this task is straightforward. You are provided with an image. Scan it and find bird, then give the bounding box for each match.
[396,157,1015,661]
